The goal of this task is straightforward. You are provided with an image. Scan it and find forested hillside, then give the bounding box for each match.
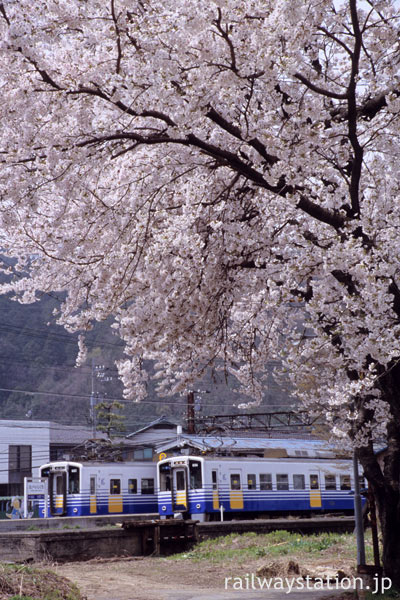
[0,287,294,433]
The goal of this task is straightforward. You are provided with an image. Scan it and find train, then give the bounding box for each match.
[34,453,363,520]
[157,455,364,521]
[37,461,158,517]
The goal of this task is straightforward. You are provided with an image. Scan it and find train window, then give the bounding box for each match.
[325,475,337,490]
[310,474,319,490]
[141,478,155,495]
[56,475,64,495]
[110,479,121,494]
[277,474,289,491]
[212,470,218,490]
[358,476,366,490]
[176,471,186,491]
[340,475,351,490]
[247,474,256,490]
[230,474,241,491]
[293,474,305,490]
[189,460,202,489]
[68,466,80,494]
[41,467,50,478]
[260,473,272,490]
[159,464,171,491]
[90,476,96,495]
[128,479,137,494]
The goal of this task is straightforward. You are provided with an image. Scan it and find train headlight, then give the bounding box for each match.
[73,508,78,513]
[161,505,167,511]
[196,504,201,509]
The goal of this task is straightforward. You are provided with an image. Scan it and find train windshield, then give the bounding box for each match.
[40,466,50,478]
[189,460,202,489]
[159,463,172,491]
[68,466,80,494]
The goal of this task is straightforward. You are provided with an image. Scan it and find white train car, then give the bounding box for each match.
[37,461,158,517]
[157,455,363,521]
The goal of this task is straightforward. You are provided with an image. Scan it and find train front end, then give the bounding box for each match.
[157,456,206,521]
[38,462,82,517]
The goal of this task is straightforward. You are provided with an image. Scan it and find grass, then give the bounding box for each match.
[0,563,83,600]
[168,531,400,597]
[169,530,376,564]
[364,588,400,600]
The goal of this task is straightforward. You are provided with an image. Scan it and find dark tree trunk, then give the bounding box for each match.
[376,486,400,589]
[357,364,400,589]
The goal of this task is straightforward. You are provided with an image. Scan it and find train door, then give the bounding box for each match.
[212,468,220,510]
[309,472,322,508]
[49,471,67,516]
[229,469,244,510]
[172,467,188,512]
[89,475,97,514]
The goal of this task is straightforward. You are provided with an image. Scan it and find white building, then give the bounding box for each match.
[0,420,99,495]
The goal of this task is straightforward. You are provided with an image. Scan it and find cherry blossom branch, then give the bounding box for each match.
[294,72,348,100]
[110,0,122,75]
[205,106,278,166]
[0,2,10,25]
[346,0,363,218]
[212,8,238,73]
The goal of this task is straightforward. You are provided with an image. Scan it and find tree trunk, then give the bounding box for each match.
[373,482,400,589]
[357,366,400,589]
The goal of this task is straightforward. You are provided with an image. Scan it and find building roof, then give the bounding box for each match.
[0,419,107,447]
[156,435,348,458]
[126,415,179,438]
[49,424,107,445]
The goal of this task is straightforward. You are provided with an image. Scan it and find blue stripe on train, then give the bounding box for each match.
[36,495,158,517]
[158,491,356,516]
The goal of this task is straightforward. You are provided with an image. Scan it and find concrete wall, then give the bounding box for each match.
[0,519,196,562]
[0,528,144,562]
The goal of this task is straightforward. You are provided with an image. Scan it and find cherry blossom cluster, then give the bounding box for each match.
[0,0,399,446]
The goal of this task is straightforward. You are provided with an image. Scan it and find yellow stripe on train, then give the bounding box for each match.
[90,495,97,514]
[175,491,187,509]
[213,490,219,510]
[230,491,244,510]
[310,491,322,508]
[108,496,123,513]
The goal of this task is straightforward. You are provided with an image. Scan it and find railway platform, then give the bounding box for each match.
[0,515,355,562]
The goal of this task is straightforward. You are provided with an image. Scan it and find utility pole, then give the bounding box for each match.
[90,358,98,438]
[353,451,366,567]
[90,361,115,438]
[187,391,195,434]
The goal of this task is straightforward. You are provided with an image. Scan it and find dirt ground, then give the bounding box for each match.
[56,555,357,600]
[56,556,240,600]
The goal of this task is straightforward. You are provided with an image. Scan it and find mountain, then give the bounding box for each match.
[0,283,295,432]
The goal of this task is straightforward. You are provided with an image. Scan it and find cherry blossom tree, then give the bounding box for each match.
[0,0,400,581]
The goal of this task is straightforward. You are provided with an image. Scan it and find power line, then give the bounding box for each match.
[0,322,125,350]
[0,355,120,375]
[0,385,294,410]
